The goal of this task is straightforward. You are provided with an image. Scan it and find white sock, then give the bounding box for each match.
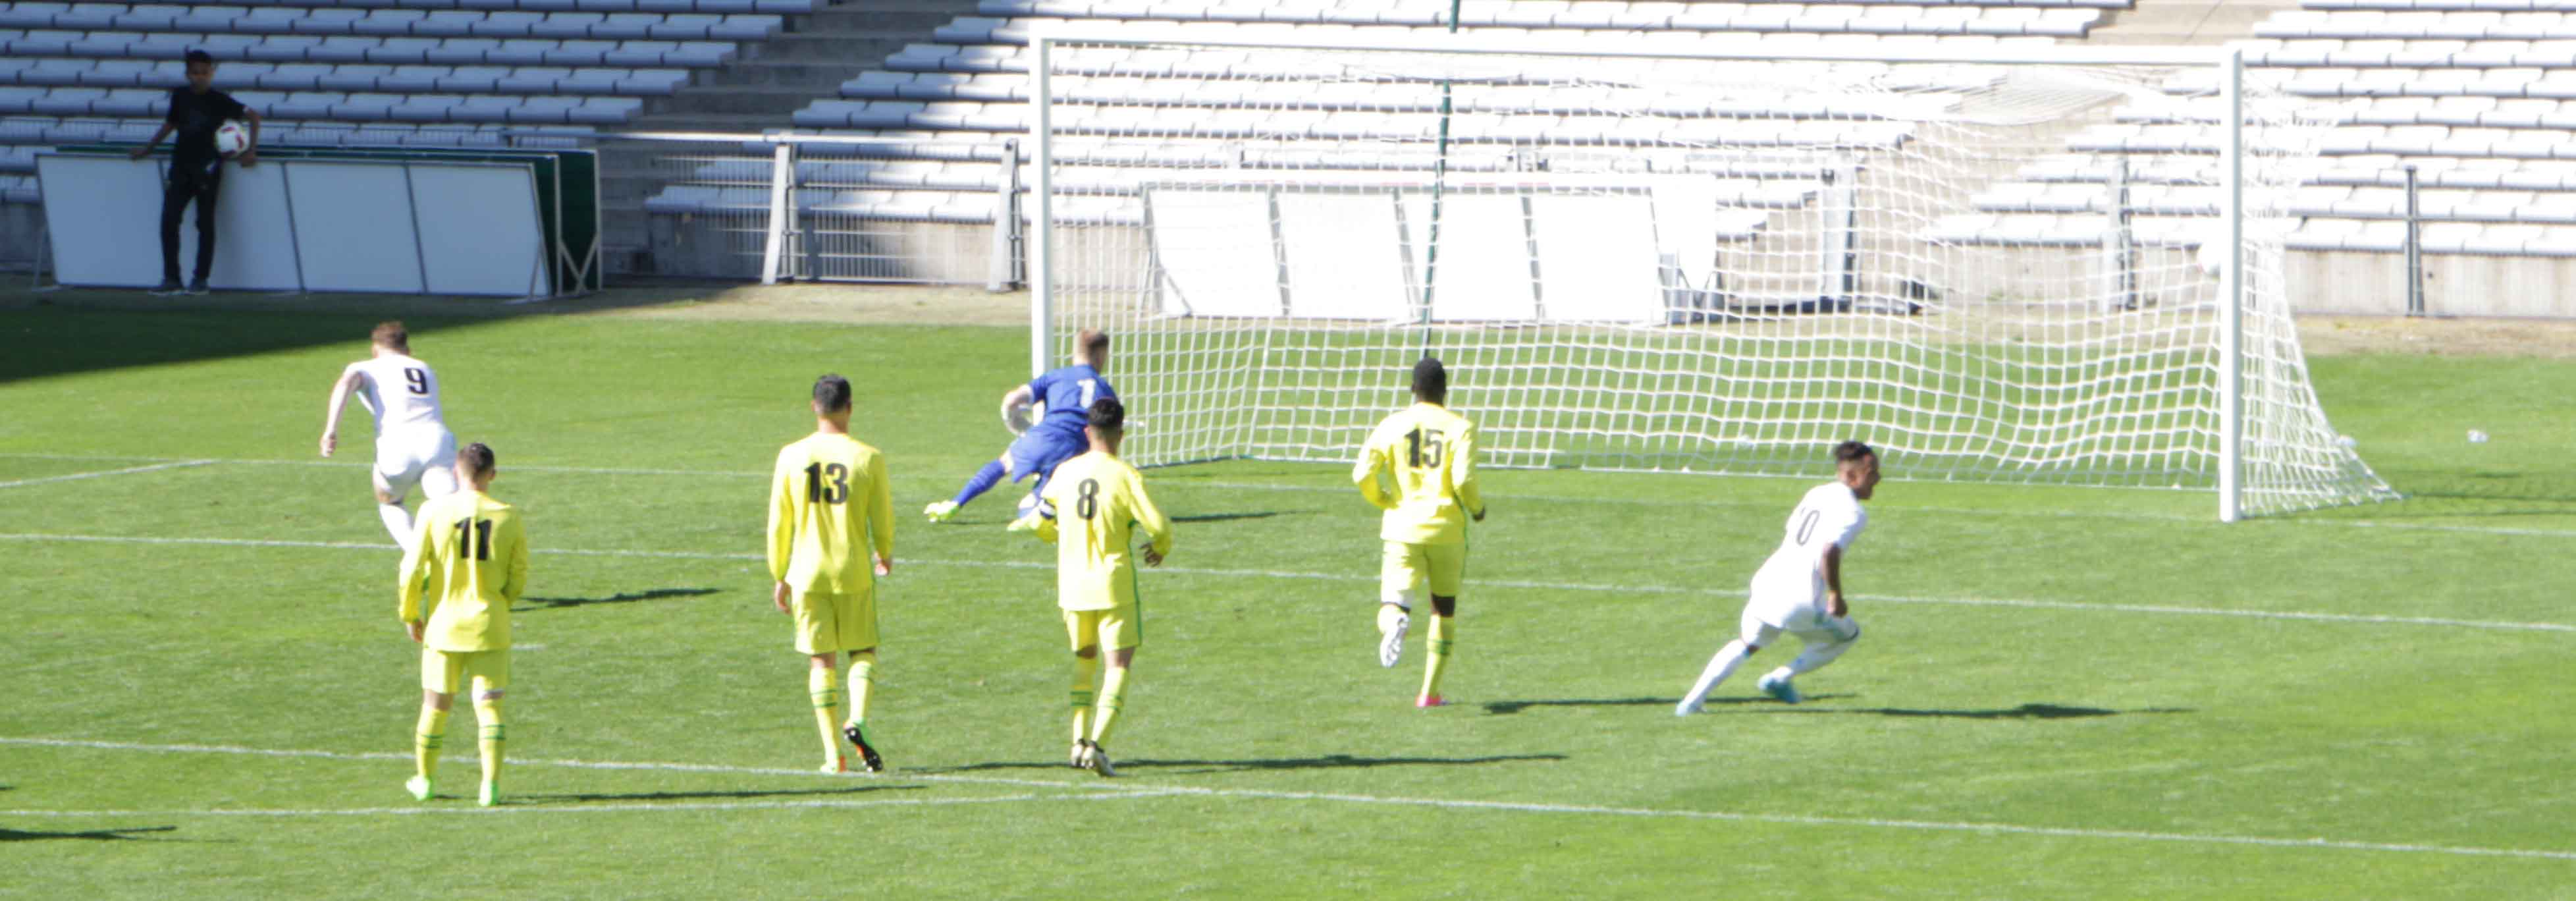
[1682,641,1752,705]
[378,503,415,553]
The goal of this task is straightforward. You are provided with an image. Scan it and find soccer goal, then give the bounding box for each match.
[1025,27,2396,520]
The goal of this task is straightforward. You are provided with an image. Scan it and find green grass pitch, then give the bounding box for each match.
[1,300,2571,898]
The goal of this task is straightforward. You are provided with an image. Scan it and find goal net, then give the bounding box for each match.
[1029,30,2397,519]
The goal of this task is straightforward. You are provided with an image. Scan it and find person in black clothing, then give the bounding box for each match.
[128,50,260,295]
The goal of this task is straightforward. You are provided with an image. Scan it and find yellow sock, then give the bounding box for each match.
[414,705,450,781]
[808,667,843,766]
[1420,614,1455,699]
[1069,654,1098,744]
[1090,663,1129,746]
[472,696,504,788]
[845,651,877,729]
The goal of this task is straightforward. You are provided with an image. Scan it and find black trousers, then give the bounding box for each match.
[159,159,223,283]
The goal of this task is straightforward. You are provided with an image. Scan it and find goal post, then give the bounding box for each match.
[1027,26,2398,519]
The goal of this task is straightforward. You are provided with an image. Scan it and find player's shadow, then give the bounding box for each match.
[1169,511,1287,524]
[0,825,182,842]
[516,783,919,805]
[925,753,1564,777]
[517,587,718,612]
[1484,695,1849,715]
[1754,703,2189,720]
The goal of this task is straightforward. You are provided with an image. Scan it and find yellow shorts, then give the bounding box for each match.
[1382,540,1467,605]
[792,587,879,655]
[421,647,510,696]
[1063,605,1139,653]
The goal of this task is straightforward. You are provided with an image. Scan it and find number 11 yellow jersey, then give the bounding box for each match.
[1353,402,1484,546]
[398,489,527,653]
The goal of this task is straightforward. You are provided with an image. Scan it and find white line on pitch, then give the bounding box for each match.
[5,452,2564,539]
[0,459,213,489]
[1,532,2568,634]
[5,736,2569,861]
[0,794,1118,818]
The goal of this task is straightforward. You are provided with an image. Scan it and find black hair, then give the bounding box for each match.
[811,374,852,412]
[1833,440,1877,465]
[1411,356,1448,403]
[1087,397,1125,432]
[459,442,496,478]
[184,49,214,67]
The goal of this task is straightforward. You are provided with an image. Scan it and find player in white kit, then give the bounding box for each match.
[318,321,458,553]
[1676,441,1880,715]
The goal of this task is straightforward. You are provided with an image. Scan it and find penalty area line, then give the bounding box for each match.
[3,736,2569,861]
[1,532,2569,634]
[0,793,1144,818]
[0,459,214,489]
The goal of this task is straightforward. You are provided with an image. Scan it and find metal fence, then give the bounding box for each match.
[599,131,1022,289]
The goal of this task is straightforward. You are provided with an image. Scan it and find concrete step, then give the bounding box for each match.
[645,84,843,117]
[708,59,878,89]
[747,32,919,62]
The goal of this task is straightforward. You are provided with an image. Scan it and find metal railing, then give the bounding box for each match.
[602,131,1023,289]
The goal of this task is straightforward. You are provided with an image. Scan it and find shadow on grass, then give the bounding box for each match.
[924,753,1565,777]
[1169,511,1287,524]
[517,587,718,612]
[0,825,181,842]
[1485,695,1852,715]
[1752,703,2190,720]
[517,783,919,805]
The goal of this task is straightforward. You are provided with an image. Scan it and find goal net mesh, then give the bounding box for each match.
[1036,38,2396,517]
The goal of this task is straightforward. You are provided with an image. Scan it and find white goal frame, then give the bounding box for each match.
[1026,26,2362,522]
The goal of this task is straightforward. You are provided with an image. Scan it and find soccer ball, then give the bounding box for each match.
[214,121,249,157]
[1003,398,1040,436]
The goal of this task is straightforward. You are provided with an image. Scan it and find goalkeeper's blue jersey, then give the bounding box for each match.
[1029,364,1116,437]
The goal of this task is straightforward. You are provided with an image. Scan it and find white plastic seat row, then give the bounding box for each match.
[0,31,741,67]
[835,71,1970,120]
[2120,96,2576,130]
[0,113,596,146]
[2256,9,2576,40]
[0,7,785,40]
[2069,121,2576,157]
[2235,37,2576,68]
[646,184,1141,225]
[1923,211,2576,255]
[0,59,690,96]
[2308,0,2576,9]
[0,0,813,19]
[878,36,2037,81]
[790,98,1916,148]
[2017,151,2576,192]
[1,173,38,204]
[934,10,2099,44]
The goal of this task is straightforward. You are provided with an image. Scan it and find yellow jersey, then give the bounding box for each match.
[768,431,895,594]
[1353,401,1484,545]
[398,489,528,653]
[1036,450,1173,611]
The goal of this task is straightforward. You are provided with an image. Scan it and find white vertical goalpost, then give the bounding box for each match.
[1026,26,2397,520]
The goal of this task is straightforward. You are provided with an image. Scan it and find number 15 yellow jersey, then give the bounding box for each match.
[1353,402,1484,546]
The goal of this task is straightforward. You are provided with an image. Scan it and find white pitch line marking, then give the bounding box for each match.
[0,459,214,489]
[2,452,2563,538]
[2,532,2567,634]
[3,736,2569,861]
[0,794,1092,818]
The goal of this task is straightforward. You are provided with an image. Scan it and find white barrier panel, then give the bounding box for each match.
[1530,194,1664,323]
[38,153,549,296]
[1407,192,1538,321]
[1146,189,1277,317]
[1277,192,1406,321]
[289,161,426,293]
[408,165,549,297]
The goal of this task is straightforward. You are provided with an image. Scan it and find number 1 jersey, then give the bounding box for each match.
[1353,402,1484,546]
[767,431,894,595]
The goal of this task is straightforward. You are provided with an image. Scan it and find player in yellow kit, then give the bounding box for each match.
[396,442,527,807]
[1353,358,1486,708]
[768,374,896,774]
[1034,398,1171,778]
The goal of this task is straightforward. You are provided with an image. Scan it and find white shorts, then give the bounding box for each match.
[1738,601,1860,649]
[373,427,458,503]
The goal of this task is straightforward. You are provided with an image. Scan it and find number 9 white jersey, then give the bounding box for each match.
[1747,481,1867,626]
[353,354,448,434]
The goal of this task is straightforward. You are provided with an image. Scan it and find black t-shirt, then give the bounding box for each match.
[165,87,248,169]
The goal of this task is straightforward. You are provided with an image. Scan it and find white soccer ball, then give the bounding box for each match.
[1015,490,1045,520]
[213,120,249,157]
[1003,398,1040,436]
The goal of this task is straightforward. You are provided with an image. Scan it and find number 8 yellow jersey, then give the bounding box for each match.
[1353,402,1484,546]
[1037,450,1173,612]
